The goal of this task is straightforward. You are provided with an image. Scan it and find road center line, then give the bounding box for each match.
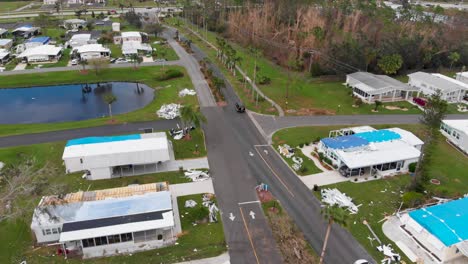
[238,200,261,205]
[239,206,261,264]
[254,146,295,197]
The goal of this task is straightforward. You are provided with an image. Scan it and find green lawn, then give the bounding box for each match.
[170,129,207,160]
[0,1,31,13]
[109,43,123,58]
[168,18,422,116]
[0,141,217,263]
[314,176,412,262]
[0,66,198,136]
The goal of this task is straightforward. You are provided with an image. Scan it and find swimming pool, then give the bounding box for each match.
[0,82,154,124]
[409,197,468,246]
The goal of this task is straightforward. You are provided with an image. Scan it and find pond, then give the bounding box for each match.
[0,82,154,124]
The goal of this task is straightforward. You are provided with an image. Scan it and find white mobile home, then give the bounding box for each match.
[440,119,468,154]
[67,34,96,49]
[31,183,176,259]
[73,44,111,61]
[346,72,417,103]
[12,25,40,38]
[0,49,10,64]
[0,38,13,49]
[317,126,423,177]
[62,132,172,180]
[408,72,467,103]
[122,41,153,57]
[17,45,63,63]
[456,71,468,85]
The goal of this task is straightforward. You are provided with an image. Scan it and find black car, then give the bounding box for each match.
[235,103,246,113]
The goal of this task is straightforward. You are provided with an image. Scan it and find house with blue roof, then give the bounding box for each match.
[25,36,51,49]
[317,126,423,177]
[392,197,468,263]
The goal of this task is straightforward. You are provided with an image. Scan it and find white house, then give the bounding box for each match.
[17,45,63,63]
[122,41,153,57]
[408,72,467,103]
[114,31,149,44]
[0,28,8,38]
[62,132,172,180]
[456,71,468,85]
[67,34,96,49]
[0,38,13,49]
[0,49,10,64]
[317,126,423,177]
[440,119,468,154]
[346,72,417,103]
[63,19,87,30]
[72,44,110,61]
[24,36,51,50]
[394,197,468,263]
[31,182,176,259]
[12,25,40,38]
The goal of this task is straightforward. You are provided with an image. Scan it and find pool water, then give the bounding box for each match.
[0,82,154,124]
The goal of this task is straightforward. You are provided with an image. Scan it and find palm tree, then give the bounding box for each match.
[79,60,88,72]
[129,54,142,69]
[179,105,207,139]
[159,49,167,68]
[319,205,348,264]
[103,93,117,118]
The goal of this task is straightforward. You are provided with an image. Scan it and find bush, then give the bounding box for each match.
[313,184,320,192]
[298,143,304,148]
[156,69,184,81]
[299,166,308,174]
[402,191,425,208]
[318,152,324,161]
[408,162,417,173]
[257,75,271,85]
[322,157,332,165]
[354,98,363,107]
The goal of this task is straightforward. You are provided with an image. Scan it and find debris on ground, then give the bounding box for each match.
[0,161,4,171]
[278,144,294,158]
[169,126,195,140]
[202,193,214,207]
[377,244,401,263]
[321,188,359,214]
[185,200,197,208]
[156,103,180,119]
[179,88,196,97]
[184,170,210,182]
[208,203,219,223]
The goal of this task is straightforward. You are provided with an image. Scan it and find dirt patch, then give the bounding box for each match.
[295,108,335,116]
[385,106,408,111]
[257,190,274,203]
[267,107,276,112]
[105,119,119,124]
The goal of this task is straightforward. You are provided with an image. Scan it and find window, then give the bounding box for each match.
[52,228,59,234]
[80,158,83,164]
[108,235,121,244]
[45,229,52,235]
[94,236,108,246]
[157,234,163,240]
[134,229,158,243]
[382,163,389,171]
[82,238,95,248]
[121,233,133,242]
[389,162,397,170]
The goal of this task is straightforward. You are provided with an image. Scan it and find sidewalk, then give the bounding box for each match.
[300,171,348,188]
[300,144,328,172]
[175,252,230,264]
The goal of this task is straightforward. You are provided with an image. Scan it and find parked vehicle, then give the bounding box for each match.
[235,103,245,113]
[71,59,78,66]
[412,97,427,107]
[114,58,128,64]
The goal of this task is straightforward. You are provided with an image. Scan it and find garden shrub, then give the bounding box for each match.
[156,69,184,81]
[402,191,425,208]
[257,75,271,85]
[408,162,417,173]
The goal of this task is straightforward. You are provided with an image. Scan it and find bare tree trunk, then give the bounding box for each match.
[319,220,333,264]
[108,104,113,118]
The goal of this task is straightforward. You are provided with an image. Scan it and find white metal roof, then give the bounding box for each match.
[0,39,12,46]
[13,26,39,33]
[62,132,168,159]
[70,33,91,40]
[443,119,468,135]
[348,72,411,94]
[121,31,141,38]
[349,126,376,133]
[122,41,152,54]
[74,44,110,54]
[408,72,468,92]
[0,49,9,59]
[457,71,468,78]
[336,140,421,169]
[64,19,86,24]
[387,128,424,146]
[433,73,468,90]
[17,45,62,58]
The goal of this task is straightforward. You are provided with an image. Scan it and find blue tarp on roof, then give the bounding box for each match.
[321,135,369,149]
[354,129,401,143]
[66,134,141,147]
[27,36,50,44]
[409,197,468,246]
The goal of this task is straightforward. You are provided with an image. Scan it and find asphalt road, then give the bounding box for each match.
[252,113,468,142]
[0,119,179,148]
